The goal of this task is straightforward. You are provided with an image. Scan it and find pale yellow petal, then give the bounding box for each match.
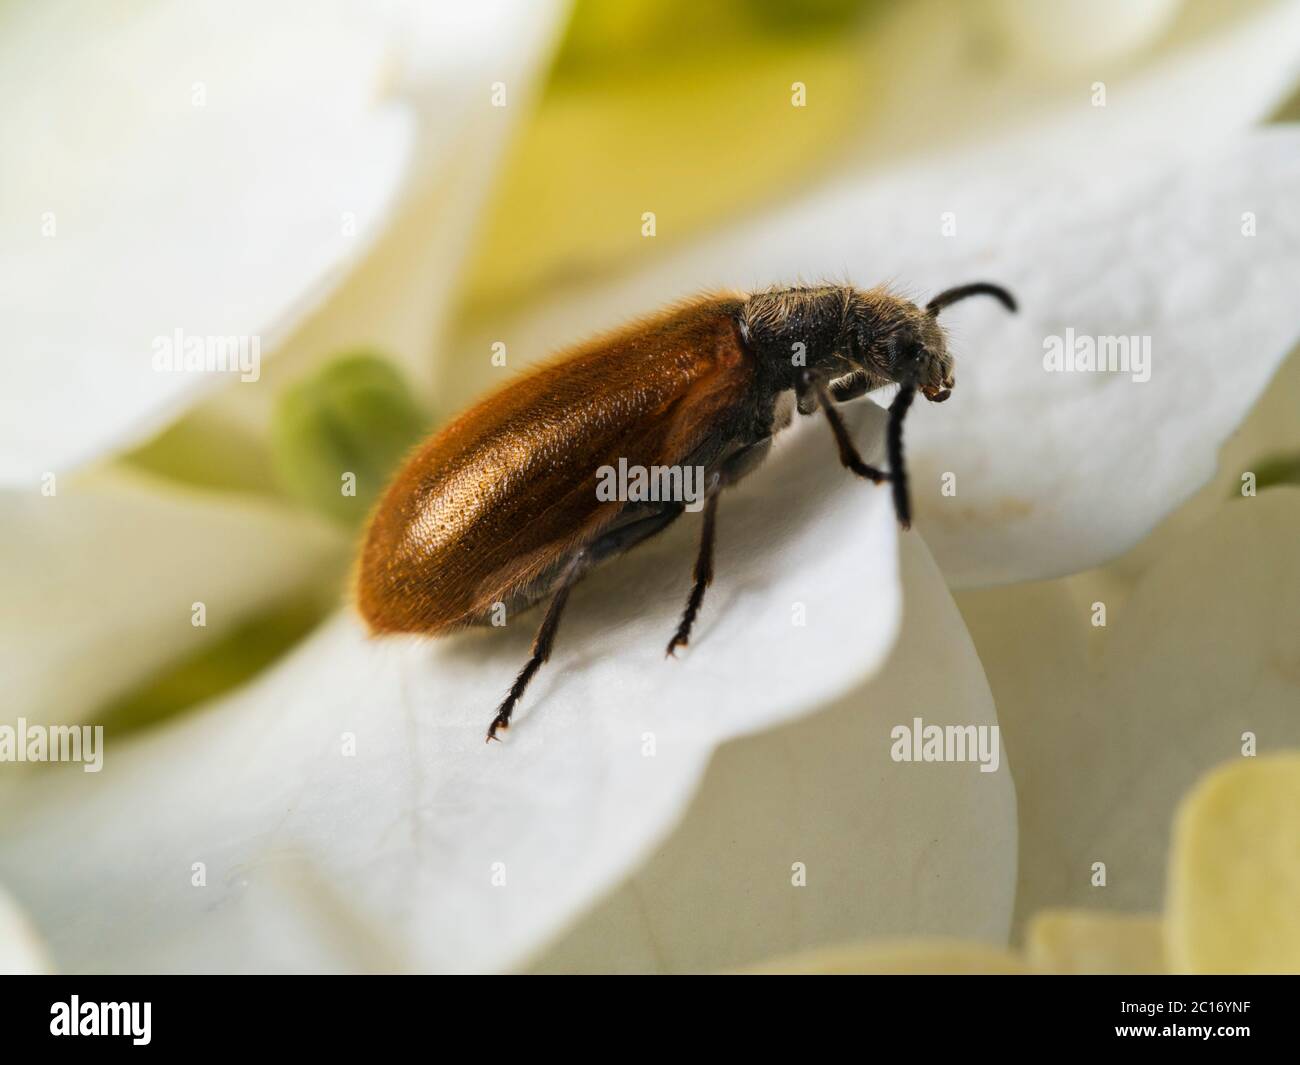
[1026,909,1165,974]
[741,939,1029,975]
[1167,754,1300,974]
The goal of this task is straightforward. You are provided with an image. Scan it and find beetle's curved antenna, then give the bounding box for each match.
[926,282,1017,316]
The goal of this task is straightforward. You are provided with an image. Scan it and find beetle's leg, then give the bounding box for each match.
[886,384,916,530]
[666,491,720,657]
[829,370,871,404]
[801,372,888,484]
[486,553,585,743]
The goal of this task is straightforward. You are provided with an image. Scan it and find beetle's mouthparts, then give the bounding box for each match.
[922,385,951,402]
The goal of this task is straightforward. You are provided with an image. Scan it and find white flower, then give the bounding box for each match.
[2,0,1299,974]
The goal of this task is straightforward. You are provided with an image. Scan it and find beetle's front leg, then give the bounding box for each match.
[798,370,888,484]
[829,370,872,404]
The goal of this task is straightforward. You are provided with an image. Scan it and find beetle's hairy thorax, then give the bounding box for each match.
[738,285,853,353]
[739,285,877,395]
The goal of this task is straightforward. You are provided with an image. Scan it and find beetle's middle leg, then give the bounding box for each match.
[663,437,772,657]
[486,552,586,743]
[800,371,888,484]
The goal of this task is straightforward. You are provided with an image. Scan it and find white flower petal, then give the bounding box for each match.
[907,130,1300,585]
[192,0,566,437]
[0,884,52,975]
[0,403,926,973]
[959,487,1300,928]
[0,0,562,484]
[529,531,1016,973]
[988,0,1182,70]
[932,1,1300,158]
[1,469,345,728]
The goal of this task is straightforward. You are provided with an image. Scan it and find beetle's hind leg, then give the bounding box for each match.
[665,492,720,657]
[485,504,686,741]
[486,553,586,743]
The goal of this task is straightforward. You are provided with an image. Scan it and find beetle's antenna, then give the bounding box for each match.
[887,385,915,529]
[926,282,1017,316]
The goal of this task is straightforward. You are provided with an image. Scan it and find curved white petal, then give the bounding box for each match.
[0,403,935,973]
[853,0,1300,175]
[907,130,1300,584]
[959,487,1300,929]
[1,470,345,728]
[0,0,562,484]
[529,531,1016,973]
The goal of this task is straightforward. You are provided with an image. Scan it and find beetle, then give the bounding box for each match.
[356,281,1016,741]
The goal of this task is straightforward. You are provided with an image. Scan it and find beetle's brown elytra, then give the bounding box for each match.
[356,281,1016,741]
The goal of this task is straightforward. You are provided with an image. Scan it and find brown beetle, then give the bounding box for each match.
[357,281,1015,741]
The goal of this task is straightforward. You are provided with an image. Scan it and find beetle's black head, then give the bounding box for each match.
[845,282,1018,402]
[846,289,953,401]
[740,281,1016,403]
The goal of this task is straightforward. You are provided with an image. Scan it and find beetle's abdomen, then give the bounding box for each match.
[356,297,754,636]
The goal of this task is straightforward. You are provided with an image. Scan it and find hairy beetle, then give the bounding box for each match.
[357,281,1016,740]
